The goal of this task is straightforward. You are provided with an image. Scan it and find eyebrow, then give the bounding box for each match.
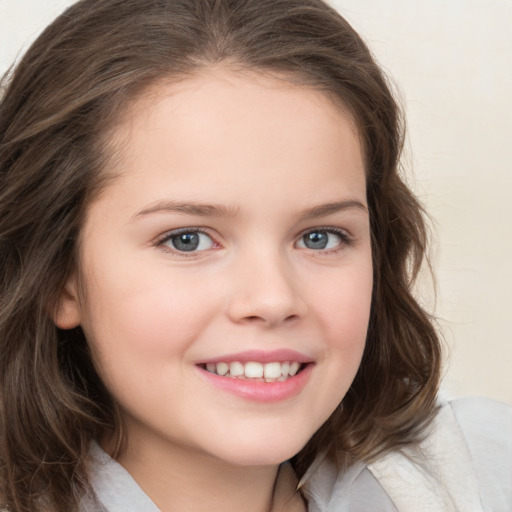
[132,201,240,220]
[132,198,367,221]
[299,199,368,220]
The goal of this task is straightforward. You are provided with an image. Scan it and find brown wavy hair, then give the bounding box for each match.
[0,0,441,510]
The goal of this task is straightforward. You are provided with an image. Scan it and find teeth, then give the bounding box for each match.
[216,362,229,376]
[264,362,282,379]
[289,362,300,376]
[229,361,244,377]
[204,361,304,380]
[245,362,264,378]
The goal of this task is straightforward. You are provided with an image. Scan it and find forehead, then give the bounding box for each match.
[113,66,360,153]
[93,66,366,215]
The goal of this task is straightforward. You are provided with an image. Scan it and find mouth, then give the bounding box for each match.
[197,361,308,382]
[195,350,314,402]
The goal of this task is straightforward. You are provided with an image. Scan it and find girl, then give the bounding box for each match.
[0,1,510,511]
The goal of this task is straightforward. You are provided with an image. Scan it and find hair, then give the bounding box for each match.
[0,0,441,510]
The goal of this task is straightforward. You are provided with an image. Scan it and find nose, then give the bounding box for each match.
[226,249,307,327]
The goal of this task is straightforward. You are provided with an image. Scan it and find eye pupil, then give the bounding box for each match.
[304,231,328,249]
[172,233,200,251]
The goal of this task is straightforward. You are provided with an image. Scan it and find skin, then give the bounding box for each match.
[55,67,373,512]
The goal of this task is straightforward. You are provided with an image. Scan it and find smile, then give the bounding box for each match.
[195,350,314,402]
[200,361,304,381]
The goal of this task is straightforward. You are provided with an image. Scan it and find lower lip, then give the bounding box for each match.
[196,364,313,403]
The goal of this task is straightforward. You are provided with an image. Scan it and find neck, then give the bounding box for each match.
[112,431,294,512]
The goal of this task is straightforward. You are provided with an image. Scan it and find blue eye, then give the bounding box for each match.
[161,230,215,252]
[297,229,346,250]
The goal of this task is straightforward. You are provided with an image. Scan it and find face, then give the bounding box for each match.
[57,68,373,468]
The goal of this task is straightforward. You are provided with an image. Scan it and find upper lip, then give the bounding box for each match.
[196,349,314,365]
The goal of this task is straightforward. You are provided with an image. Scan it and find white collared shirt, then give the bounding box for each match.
[84,397,512,511]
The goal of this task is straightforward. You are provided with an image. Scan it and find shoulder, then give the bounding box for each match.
[448,396,512,510]
[304,397,512,512]
[449,395,511,450]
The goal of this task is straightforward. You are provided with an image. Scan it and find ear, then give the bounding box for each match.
[52,275,82,329]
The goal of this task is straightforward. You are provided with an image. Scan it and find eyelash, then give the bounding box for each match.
[155,228,219,258]
[297,226,353,255]
[154,226,353,257]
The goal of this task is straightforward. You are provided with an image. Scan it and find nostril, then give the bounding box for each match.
[245,315,263,322]
[241,313,300,326]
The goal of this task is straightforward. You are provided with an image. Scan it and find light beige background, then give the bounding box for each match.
[1,0,511,404]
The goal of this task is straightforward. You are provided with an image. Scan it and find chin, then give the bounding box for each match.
[209,433,310,467]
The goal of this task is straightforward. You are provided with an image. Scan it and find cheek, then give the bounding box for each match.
[79,268,221,371]
[312,262,373,349]
[298,261,372,429]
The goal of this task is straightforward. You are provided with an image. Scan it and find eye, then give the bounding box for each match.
[159,229,216,253]
[296,229,348,251]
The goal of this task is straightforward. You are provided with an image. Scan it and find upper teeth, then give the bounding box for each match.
[205,361,301,381]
